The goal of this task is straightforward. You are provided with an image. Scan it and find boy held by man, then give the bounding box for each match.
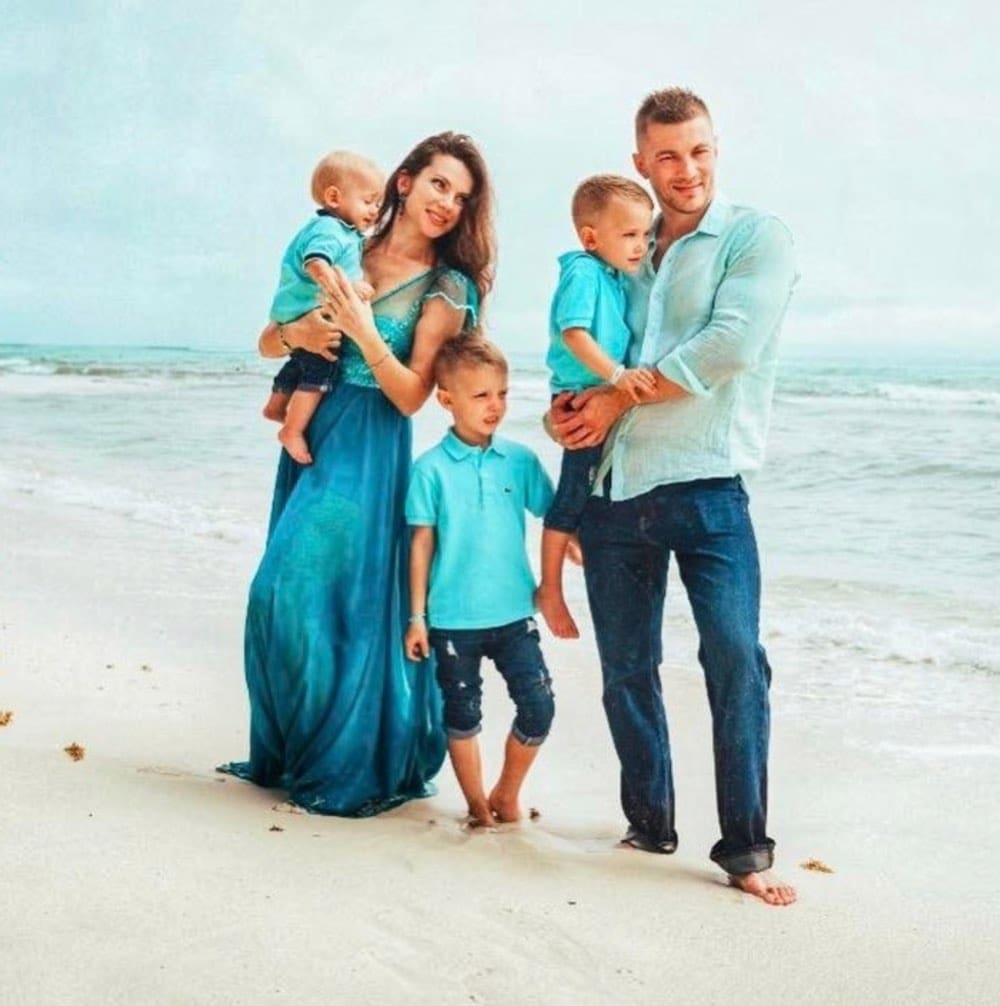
[263,150,384,465]
[404,338,556,828]
[535,175,656,640]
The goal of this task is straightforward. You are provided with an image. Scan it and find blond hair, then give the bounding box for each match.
[433,335,508,388]
[310,150,382,205]
[571,175,653,229]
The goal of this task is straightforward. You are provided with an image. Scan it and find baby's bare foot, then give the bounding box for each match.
[729,869,797,906]
[278,428,313,465]
[488,787,521,823]
[535,586,580,639]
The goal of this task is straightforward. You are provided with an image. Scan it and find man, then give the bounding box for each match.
[553,87,798,906]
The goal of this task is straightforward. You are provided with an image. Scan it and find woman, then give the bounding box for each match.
[221,132,495,815]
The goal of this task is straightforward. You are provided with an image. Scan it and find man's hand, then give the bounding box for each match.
[405,620,430,660]
[548,386,630,449]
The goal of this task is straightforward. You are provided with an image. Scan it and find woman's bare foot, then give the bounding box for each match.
[729,870,797,906]
[278,428,313,465]
[534,586,580,639]
[488,786,522,823]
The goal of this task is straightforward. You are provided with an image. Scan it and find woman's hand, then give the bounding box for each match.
[320,266,379,351]
[258,312,342,361]
[547,386,631,449]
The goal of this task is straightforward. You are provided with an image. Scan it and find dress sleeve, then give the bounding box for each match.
[424,269,480,332]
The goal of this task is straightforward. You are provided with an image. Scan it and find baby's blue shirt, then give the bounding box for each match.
[269,210,364,324]
[545,251,632,393]
[405,431,554,631]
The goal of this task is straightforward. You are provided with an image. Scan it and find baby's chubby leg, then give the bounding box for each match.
[278,389,322,465]
[262,390,290,423]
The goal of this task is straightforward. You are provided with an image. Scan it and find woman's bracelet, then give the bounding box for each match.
[371,350,393,371]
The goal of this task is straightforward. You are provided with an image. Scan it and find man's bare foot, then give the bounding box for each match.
[488,786,521,823]
[278,428,313,465]
[534,586,580,639]
[729,870,797,906]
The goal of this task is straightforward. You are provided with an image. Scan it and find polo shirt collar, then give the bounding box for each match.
[558,250,619,278]
[442,428,506,460]
[315,208,360,232]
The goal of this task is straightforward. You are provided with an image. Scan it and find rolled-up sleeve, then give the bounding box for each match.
[656,216,797,396]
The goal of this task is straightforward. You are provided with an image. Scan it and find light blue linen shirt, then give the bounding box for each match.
[545,251,632,393]
[597,196,798,500]
[269,210,363,323]
[405,431,554,630]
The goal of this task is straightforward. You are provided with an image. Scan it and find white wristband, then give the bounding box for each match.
[609,365,626,385]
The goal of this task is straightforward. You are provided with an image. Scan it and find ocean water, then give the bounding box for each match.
[2,342,998,698]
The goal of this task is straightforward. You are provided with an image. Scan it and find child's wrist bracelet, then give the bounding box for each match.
[609,364,625,385]
[408,613,426,622]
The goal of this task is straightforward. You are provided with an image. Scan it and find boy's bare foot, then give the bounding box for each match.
[465,800,496,829]
[488,786,521,823]
[278,428,313,465]
[534,586,580,639]
[729,870,797,906]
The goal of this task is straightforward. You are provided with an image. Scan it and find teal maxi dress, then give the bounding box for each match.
[221,268,478,815]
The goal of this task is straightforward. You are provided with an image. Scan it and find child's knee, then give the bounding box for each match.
[511,675,555,745]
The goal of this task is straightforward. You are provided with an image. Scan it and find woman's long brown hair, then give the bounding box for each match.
[369,132,496,308]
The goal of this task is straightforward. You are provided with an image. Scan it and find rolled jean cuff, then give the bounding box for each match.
[511,721,548,747]
[710,839,776,875]
[445,723,483,741]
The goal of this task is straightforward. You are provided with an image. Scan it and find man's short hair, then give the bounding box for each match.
[434,335,508,388]
[571,175,653,229]
[310,150,382,204]
[635,87,712,139]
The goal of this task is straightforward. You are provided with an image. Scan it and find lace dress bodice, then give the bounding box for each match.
[340,268,479,388]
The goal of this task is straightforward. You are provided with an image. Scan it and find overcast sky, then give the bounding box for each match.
[3,0,997,355]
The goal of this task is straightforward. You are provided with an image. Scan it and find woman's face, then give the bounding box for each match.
[398,154,475,240]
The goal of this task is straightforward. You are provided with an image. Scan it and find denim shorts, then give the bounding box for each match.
[272,348,340,395]
[428,618,554,746]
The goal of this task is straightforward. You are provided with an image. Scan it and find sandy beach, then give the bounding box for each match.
[3,462,998,1006]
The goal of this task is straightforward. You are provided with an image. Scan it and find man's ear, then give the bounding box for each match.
[579,225,598,252]
[632,151,648,179]
[322,184,341,208]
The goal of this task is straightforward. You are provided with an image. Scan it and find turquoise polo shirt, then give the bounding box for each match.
[269,210,364,323]
[545,251,632,393]
[405,431,555,630]
[596,196,798,500]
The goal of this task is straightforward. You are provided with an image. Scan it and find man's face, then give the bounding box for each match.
[633,115,717,219]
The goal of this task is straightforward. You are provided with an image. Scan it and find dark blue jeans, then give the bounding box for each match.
[429,619,554,746]
[579,476,775,875]
[544,443,603,533]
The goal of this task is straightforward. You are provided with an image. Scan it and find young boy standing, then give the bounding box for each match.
[264,150,384,465]
[535,175,656,640]
[404,338,555,828]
